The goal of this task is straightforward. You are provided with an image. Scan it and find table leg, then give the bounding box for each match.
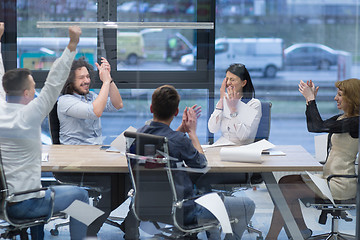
[261,172,304,240]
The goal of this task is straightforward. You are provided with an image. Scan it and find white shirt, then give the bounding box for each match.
[208,97,262,145]
[0,43,5,103]
[0,48,76,202]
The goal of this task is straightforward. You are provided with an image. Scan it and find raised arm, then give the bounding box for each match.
[92,57,123,117]
[181,106,204,154]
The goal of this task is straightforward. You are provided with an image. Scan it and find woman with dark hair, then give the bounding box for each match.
[208,63,262,145]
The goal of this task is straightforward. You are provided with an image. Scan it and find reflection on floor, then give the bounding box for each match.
[10,183,357,239]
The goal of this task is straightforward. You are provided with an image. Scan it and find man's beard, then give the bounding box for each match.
[73,84,90,95]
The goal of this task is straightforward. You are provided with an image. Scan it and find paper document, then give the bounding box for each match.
[305,171,335,206]
[195,193,232,234]
[202,137,236,149]
[220,139,276,163]
[107,126,137,153]
[61,200,104,226]
[314,134,328,162]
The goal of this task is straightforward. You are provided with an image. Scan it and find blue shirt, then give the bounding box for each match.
[58,91,118,145]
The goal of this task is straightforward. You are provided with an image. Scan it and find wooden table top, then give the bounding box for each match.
[42,144,322,173]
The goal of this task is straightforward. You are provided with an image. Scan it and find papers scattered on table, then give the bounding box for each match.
[105,126,137,153]
[220,139,285,163]
[201,137,236,149]
[305,171,336,206]
[61,200,104,226]
[41,153,49,162]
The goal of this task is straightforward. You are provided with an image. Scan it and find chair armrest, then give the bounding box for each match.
[10,187,48,197]
[6,186,57,221]
[175,192,224,208]
[327,174,358,182]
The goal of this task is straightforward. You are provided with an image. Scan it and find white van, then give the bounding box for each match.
[215,38,284,77]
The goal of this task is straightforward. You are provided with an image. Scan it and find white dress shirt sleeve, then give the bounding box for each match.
[0,43,5,102]
[208,105,223,133]
[24,47,77,123]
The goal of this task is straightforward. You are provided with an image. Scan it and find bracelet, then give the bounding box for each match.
[215,108,223,111]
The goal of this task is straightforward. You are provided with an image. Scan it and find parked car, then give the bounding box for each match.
[284,43,342,70]
[180,38,284,78]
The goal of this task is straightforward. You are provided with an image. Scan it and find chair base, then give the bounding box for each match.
[0,227,28,240]
[309,232,355,240]
[247,223,263,240]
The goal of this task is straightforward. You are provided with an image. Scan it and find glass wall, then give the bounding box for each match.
[214,0,360,154]
[13,0,360,153]
[17,0,98,69]
[3,0,359,238]
[116,0,197,71]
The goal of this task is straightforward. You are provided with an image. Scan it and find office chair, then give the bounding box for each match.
[0,147,66,240]
[302,174,357,240]
[47,102,122,236]
[124,131,237,239]
[201,101,271,240]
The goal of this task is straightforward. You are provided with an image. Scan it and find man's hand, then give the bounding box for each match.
[67,26,82,52]
[95,57,112,84]
[182,106,198,135]
[0,22,4,40]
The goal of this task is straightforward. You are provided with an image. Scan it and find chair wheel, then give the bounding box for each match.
[50,229,59,236]
[256,236,263,240]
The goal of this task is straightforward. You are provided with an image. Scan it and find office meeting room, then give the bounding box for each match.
[0,0,359,239]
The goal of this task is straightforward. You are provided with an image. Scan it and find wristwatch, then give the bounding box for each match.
[230,112,238,118]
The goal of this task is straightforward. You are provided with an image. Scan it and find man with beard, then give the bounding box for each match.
[58,57,123,144]
[56,57,123,238]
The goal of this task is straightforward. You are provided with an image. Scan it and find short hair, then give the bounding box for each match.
[2,68,32,96]
[335,78,360,116]
[61,57,94,95]
[151,85,180,120]
[226,63,255,99]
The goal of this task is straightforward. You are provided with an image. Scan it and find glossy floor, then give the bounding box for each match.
[36,182,356,240]
[2,183,355,239]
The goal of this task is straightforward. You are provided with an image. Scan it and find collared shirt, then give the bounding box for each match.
[208,97,262,145]
[58,91,118,145]
[0,48,76,202]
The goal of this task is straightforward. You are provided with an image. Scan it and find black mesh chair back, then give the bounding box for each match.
[124,131,176,224]
[48,101,60,144]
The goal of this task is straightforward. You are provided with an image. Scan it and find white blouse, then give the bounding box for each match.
[208,97,262,145]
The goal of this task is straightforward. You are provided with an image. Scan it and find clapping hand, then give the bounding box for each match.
[225,85,241,113]
[179,104,201,133]
[299,80,319,103]
[95,57,112,83]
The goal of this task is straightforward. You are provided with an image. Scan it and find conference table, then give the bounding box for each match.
[42,144,322,240]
